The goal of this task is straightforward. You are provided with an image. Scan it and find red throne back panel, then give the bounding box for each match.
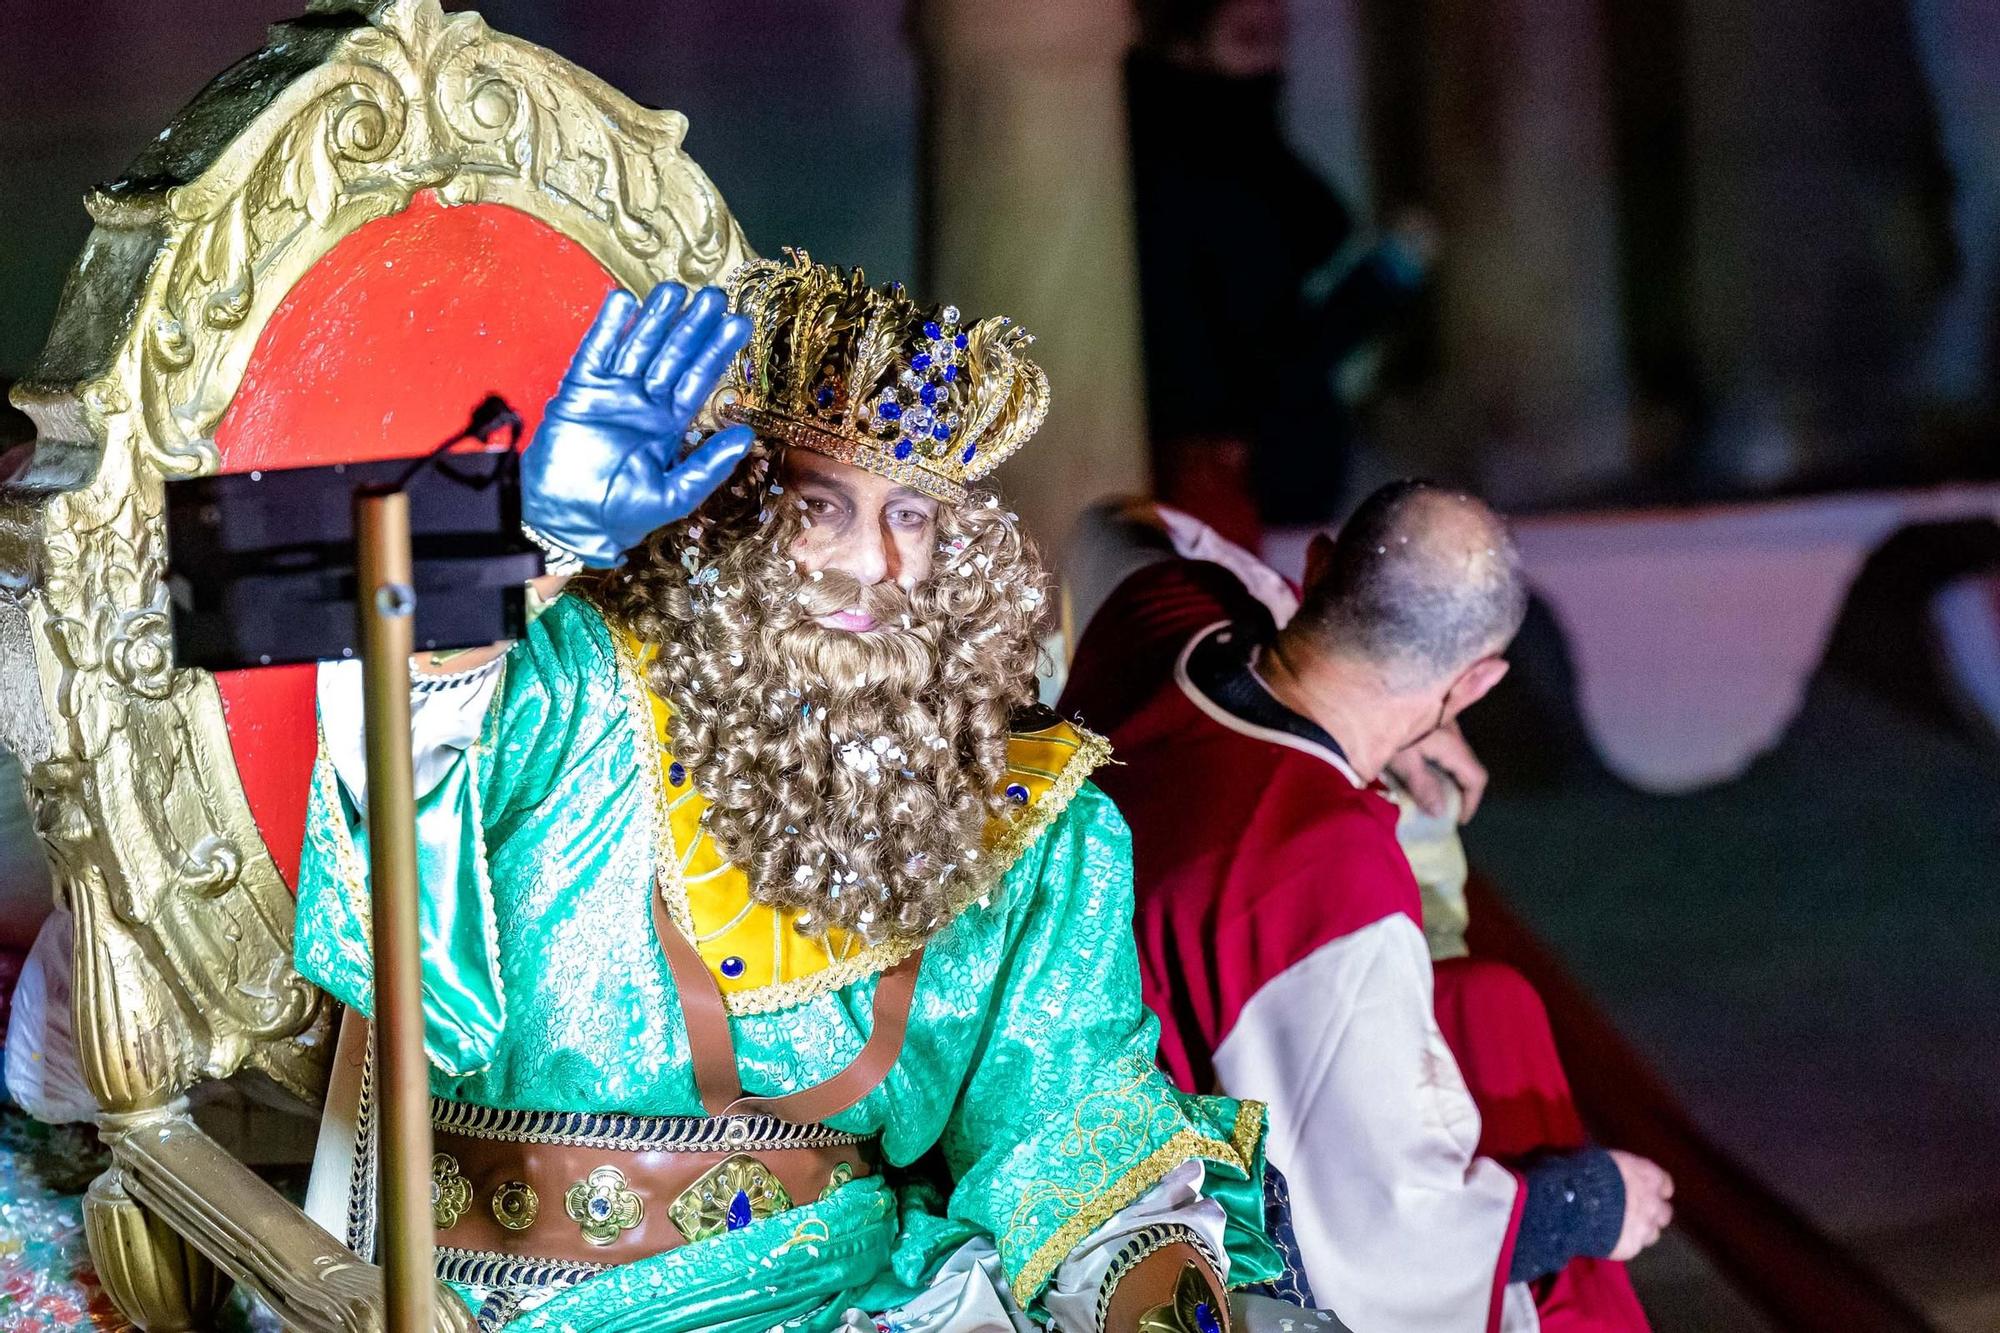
[210,192,617,888]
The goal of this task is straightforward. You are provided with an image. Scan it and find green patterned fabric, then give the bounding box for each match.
[294,595,1278,1327]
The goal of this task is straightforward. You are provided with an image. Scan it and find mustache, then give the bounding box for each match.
[789,568,918,627]
[768,570,936,694]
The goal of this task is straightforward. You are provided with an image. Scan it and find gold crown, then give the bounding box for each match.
[719,250,1049,503]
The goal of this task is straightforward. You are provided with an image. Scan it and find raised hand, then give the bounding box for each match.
[522,282,755,568]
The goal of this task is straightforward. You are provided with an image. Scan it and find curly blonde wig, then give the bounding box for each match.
[595,446,1052,938]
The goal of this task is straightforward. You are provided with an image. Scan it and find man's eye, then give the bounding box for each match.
[889,508,932,529]
[805,497,838,515]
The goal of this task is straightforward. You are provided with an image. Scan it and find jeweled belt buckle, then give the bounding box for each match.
[666,1153,793,1243]
[565,1166,644,1246]
[1141,1264,1227,1333]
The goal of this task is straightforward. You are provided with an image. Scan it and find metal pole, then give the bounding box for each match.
[355,489,433,1333]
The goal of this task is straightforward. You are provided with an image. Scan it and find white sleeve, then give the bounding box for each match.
[4,908,96,1124]
[316,655,503,807]
[1039,1160,1231,1332]
[1214,915,1519,1333]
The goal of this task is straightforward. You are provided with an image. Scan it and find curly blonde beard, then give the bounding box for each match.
[598,448,1052,939]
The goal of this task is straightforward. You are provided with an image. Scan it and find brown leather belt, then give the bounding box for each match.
[429,1106,875,1274]
[427,878,920,1286]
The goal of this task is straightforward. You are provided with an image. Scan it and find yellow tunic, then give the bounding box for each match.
[624,631,1096,1010]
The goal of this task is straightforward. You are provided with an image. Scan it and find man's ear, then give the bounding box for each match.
[1442,655,1510,718]
[1302,531,1338,595]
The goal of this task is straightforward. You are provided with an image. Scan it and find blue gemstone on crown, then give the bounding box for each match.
[919,384,938,405]
[720,955,745,978]
[726,1189,753,1231]
[894,440,913,459]
[954,332,968,348]
[1005,783,1029,805]
[1195,1301,1221,1333]
[588,1196,611,1221]
[943,365,959,381]
[923,321,942,339]
[911,352,932,371]
[932,423,951,441]
[961,444,976,463]
[815,385,834,406]
[878,401,903,420]
[668,761,686,787]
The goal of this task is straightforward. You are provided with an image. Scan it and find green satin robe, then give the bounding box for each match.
[293,594,1278,1329]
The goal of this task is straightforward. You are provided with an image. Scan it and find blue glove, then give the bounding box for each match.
[523,282,755,568]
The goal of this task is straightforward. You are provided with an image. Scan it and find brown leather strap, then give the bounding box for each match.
[654,887,745,1115]
[726,945,923,1123]
[652,882,924,1122]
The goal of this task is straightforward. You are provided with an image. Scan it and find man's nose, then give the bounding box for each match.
[828,516,890,587]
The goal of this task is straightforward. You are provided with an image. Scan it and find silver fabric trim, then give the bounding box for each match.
[471,1289,528,1333]
[520,522,587,576]
[430,1097,866,1153]
[345,1034,379,1262]
[438,1244,608,1291]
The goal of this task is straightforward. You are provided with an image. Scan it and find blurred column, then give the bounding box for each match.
[912,0,1148,561]
[1909,0,2000,414]
[1367,0,1633,504]
[1680,0,1950,485]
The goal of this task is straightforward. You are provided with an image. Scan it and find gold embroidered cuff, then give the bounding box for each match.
[1010,1100,1265,1307]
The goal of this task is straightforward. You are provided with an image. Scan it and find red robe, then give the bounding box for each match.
[1063,555,1648,1333]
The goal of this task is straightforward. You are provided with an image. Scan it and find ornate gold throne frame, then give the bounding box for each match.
[1,2,749,1327]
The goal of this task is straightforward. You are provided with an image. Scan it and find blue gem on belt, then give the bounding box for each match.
[1140,1263,1224,1333]
[668,1154,793,1243]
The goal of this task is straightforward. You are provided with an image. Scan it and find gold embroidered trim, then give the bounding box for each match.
[1009,1099,1267,1307]
[774,1216,835,1256]
[606,620,1114,1016]
[610,624,698,944]
[312,718,375,947]
[459,726,507,1076]
[1229,1099,1266,1165]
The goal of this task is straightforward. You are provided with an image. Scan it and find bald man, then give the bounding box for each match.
[1060,483,1669,1333]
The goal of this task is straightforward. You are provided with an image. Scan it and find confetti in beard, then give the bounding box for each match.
[618,488,1047,941]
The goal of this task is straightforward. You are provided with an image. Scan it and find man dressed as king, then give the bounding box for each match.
[293,252,1297,1332]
